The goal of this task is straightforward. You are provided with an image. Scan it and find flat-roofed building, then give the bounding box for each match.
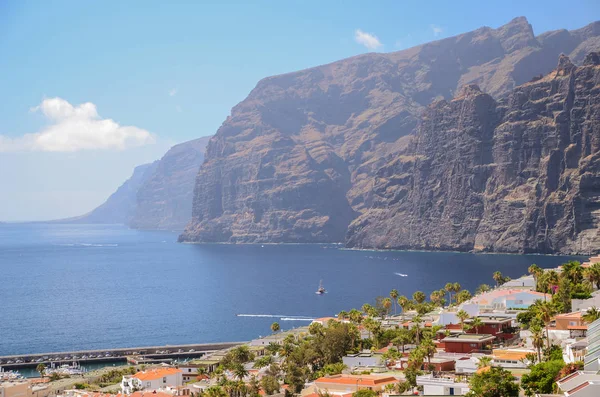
[313,375,398,394]
[585,318,600,371]
[441,334,495,354]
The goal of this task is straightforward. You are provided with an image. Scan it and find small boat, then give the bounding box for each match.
[315,280,326,295]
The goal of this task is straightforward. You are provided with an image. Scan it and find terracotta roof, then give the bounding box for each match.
[555,311,583,320]
[493,351,530,361]
[568,325,588,330]
[315,375,397,386]
[133,368,182,381]
[130,392,174,397]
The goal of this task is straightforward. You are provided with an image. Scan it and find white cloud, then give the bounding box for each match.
[354,29,383,50]
[0,98,155,152]
[430,24,444,37]
[169,88,177,97]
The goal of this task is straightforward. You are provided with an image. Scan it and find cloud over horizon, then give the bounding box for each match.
[354,29,383,50]
[0,98,155,152]
[430,24,444,37]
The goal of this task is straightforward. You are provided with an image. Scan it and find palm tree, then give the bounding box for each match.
[532,300,557,349]
[232,363,248,381]
[455,290,472,304]
[562,261,584,284]
[470,317,483,334]
[452,282,462,299]
[456,310,470,331]
[348,308,363,324]
[382,297,392,318]
[583,307,600,323]
[530,324,544,364]
[529,264,542,290]
[398,296,410,319]
[412,315,422,344]
[36,363,46,378]
[270,322,280,333]
[475,284,491,295]
[477,356,492,369]
[393,328,413,353]
[547,270,560,295]
[445,283,454,304]
[413,291,426,304]
[584,263,600,289]
[337,310,348,321]
[420,338,437,369]
[493,271,503,287]
[197,367,207,377]
[430,290,442,306]
[205,386,228,397]
[390,289,399,315]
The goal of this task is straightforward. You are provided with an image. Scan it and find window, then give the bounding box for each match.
[569,321,577,326]
[470,343,477,348]
[163,377,167,383]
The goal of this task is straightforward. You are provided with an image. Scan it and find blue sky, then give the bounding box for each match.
[1,0,599,221]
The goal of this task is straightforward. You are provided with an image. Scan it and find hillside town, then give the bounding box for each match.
[4,258,600,397]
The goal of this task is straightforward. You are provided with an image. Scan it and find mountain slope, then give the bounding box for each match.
[180,17,600,246]
[347,53,600,254]
[54,162,158,224]
[130,136,211,230]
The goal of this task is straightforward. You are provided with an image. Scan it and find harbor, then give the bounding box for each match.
[0,342,243,372]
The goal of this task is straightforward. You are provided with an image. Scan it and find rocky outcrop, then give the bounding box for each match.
[181,17,600,246]
[130,136,211,230]
[53,137,210,230]
[347,53,600,254]
[53,162,158,225]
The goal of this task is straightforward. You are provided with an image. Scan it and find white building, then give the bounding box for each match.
[556,371,600,397]
[121,368,182,393]
[416,374,469,396]
[342,351,384,369]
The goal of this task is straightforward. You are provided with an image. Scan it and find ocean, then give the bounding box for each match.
[0,223,580,356]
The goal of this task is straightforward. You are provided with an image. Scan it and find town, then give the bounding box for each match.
[4,258,600,397]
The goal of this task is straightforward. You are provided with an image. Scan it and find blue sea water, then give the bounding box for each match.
[0,223,580,356]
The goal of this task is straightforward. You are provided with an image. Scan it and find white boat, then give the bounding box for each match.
[316,280,326,295]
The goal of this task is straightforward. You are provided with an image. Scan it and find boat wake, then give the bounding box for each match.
[394,272,408,277]
[237,314,315,322]
[55,243,118,247]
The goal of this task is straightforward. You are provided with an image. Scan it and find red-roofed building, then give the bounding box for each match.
[121,368,182,394]
[313,375,398,394]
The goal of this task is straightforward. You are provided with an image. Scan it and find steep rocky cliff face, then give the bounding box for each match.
[181,17,600,248]
[53,162,158,224]
[347,53,600,254]
[130,136,210,230]
[54,137,210,230]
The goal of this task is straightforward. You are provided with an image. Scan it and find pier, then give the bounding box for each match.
[0,342,244,370]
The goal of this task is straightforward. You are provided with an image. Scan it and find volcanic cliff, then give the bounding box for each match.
[180,17,600,253]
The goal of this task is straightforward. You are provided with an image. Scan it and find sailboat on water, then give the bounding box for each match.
[315,280,326,295]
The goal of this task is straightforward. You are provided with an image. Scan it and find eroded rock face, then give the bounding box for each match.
[130,136,211,231]
[348,53,600,254]
[181,17,600,247]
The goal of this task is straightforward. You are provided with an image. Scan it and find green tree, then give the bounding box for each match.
[265,342,281,356]
[36,363,46,378]
[477,356,492,369]
[455,289,472,304]
[493,271,504,287]
[413,291,426,304]
[466,366,519,397]
[475,284,491,295]
[253,355,274,369]
[205,386,228,397]
[456,310,470,331]
[337,310,348,321]
[382,297,392,317]
[562,261,583,285]
[556,275,572,313]
[352,390,377,397]
[445,282,454,304]
[232,363,248,381]
[530,323,545,363]
[470,317,483,334]
[531,300,557,349]
[390,289,399,315]
[584,263,600,289]
[583,307,600,323]
[260,375,280,395]
[397,296,410,318]
[521,360,565,396]
[393,328,413,353]
[528,264,543,291]
[271,322,280,333]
